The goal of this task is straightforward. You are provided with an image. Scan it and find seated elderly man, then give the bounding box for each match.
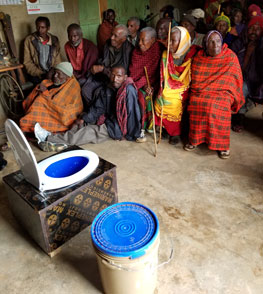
[231,15,263,131]
[127,17,140,47]
[129,27,162,142]
[34,66,141,151]
[20,62,83,133]
[65,23,98,80]
[82,24,133,106]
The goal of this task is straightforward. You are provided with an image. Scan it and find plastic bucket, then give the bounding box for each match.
[91,202,160,294]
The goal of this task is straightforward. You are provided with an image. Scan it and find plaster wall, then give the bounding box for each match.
[0,0,79,62]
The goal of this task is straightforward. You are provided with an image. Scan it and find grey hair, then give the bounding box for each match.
[128,17,140,27]
[115,24,129,38]
[140,27,157,39]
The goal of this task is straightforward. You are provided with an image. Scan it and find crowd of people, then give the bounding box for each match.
[3,1,263,162]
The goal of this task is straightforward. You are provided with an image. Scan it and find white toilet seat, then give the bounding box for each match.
[5,119,99,192]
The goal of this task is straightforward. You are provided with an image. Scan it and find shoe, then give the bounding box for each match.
[169,136,180,145]
[136,129,147,143]
[218,150,230,159]
[34,123,51,143]
[38,141,68,152]
[184,143,197,151]
[0,158,7,171]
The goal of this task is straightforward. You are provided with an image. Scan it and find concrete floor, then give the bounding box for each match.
[0,105,263,294]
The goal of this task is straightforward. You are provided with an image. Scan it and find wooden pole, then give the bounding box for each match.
[144,66,157,157]
[158,21,171,144]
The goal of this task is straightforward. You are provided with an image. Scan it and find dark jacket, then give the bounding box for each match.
[82,84,141,140]
[231,32,263,100]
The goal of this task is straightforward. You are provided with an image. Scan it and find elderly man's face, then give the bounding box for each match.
[207,33,222,57]
[127,20,139,37]
[68,29,82,47]
[53,69,69,86]
[110,67,127,89]
[139,31,155,52]
[156,21,169,40]
[215,20,229,37]
[111,27,126,49]
[248,24,262,41]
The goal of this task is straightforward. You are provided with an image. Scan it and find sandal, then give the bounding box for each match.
[0,142,11,152]
[231,124,244,133]
[184,143,197,151]
[218,150,230,159]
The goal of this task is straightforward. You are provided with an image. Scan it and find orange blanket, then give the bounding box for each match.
[20,77,83,133]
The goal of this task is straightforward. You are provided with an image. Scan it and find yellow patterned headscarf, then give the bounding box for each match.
[171,26,191,59]
[214,12,231,32]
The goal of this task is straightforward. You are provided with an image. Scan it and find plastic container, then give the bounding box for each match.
[91,202,160,294]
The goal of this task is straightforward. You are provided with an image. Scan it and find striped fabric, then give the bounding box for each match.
[188,44,244,150]
[172,27,191,59]
[20,77,83,133]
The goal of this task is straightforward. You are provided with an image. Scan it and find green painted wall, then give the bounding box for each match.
[79,0,100,44]
[108,0,150,25]
[79,0,150,45]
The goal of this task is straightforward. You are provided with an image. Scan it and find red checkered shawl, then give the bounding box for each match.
[129,41,162,90]
[20,77,83,133]
[188,44,244,150]
[116,77,136,137]
[190,44,244,113]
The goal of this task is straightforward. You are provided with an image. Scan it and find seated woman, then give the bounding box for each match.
[214,13,236,46]
[185,30,244,159]
[154,26,197,145]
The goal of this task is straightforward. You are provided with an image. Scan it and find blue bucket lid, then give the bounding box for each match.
[91,202,159,259]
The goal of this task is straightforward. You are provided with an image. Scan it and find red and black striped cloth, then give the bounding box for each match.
[188,44,244,151]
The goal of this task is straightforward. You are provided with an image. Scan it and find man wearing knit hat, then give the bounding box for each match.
[20,61,83,133]
[231,14,263,132]
[248,4,262,19]
[181,14,205,46]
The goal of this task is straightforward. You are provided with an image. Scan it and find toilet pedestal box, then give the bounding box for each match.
[3,150,118,257]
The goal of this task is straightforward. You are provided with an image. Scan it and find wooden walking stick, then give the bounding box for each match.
[158,21,171,144]
[144,66,157,157]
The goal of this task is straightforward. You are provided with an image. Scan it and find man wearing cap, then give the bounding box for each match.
[34,66,141,151]
[181,14,204,46]
[20,62,83,133]
[231,15,263,131]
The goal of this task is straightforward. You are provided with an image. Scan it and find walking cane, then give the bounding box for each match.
[158,21,171,144]
[144,66,157,157]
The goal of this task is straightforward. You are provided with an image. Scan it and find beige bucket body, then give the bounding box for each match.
[95,234,160,294]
